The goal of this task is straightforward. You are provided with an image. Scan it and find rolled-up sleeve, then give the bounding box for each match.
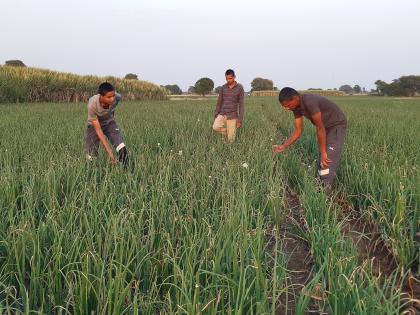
[214,89,223,117]
[87,99,97,123]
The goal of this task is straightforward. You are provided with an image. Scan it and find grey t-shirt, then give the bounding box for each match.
[292,94,347,128]
[87,93,121,125]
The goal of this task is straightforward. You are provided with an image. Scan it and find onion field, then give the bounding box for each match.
[0,96,418,314]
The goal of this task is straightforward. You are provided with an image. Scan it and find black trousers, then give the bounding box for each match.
[318,125,347,190]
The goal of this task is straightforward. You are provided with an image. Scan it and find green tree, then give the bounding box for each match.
[339,84,354,94]
[374,80,388,95]
[194,78,214,96]
[251,77,273,91]
[399,75,420,96]
[387,80,405,96]
[353,85,361,94]
[164,84,183,95]
[374,77,420,96]
[187,86,196,94]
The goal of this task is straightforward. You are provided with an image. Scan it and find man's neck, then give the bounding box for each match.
[227,81,237,89]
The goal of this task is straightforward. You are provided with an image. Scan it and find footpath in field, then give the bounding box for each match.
[275,188,320,314]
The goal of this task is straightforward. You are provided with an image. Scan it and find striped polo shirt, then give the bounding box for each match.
[214,82,245,121]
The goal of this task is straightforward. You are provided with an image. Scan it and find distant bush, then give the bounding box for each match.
[0,66,167,103]
[124,73,138,80]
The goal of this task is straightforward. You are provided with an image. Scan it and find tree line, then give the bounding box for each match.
[374,76,420,96]
[4,60,420,97]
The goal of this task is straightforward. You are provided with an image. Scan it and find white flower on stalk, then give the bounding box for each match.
[242,162,249,169]
[178,150,183,156]
[208,175,212,179]
[170,149,173,153]
[197,119,201,122]
[270,138,273,142]
[157,143,161,147]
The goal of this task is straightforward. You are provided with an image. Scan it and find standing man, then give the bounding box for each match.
[272,87,347,193]
[213,69,244,143]
[85,82,129,167]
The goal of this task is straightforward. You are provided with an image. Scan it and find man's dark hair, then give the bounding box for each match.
[279,87,299,102]
[225,69,235,76]
[98,82,115,95]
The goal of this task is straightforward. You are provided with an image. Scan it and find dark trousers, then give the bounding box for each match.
[84,120,124,157]
[318,125,347,191]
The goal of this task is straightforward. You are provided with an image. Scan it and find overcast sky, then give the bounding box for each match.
[2,0,419,91]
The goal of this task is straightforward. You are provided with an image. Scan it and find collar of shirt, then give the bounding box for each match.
[224,82,238,90]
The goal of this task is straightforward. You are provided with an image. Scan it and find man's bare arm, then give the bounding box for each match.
[272,117,303,153]
[91,119,117,163]
[310,112,331,168]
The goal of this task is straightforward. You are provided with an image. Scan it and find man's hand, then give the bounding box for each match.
[320,152,331,168]
[92,119,116,164]
[272,144,286,154]
[236,121,241,128]
[109,155,118,164]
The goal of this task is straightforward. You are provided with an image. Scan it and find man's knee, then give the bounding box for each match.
[213,126,226,134]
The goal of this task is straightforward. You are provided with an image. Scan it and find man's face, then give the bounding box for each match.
[281,95,300,111]
[225,74,235,85]
[100,91,115,108]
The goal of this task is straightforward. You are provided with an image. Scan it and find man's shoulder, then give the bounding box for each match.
[302,93,323,101]
[88,94,100,107]
[304,93,336,103]
[235,83,244,91]
[301,93,325,106]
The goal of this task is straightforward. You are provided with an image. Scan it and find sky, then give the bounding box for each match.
[1,0,420,91]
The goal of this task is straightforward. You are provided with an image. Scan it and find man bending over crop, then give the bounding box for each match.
[85,82,129,166]
[272,87,347,193]
[213,69,245,143]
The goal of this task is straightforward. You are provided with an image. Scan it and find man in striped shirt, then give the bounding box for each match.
[212,69,245,143]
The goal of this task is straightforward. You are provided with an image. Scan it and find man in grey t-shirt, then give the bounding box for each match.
[84,82,129,166]
[272,87,347,193]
